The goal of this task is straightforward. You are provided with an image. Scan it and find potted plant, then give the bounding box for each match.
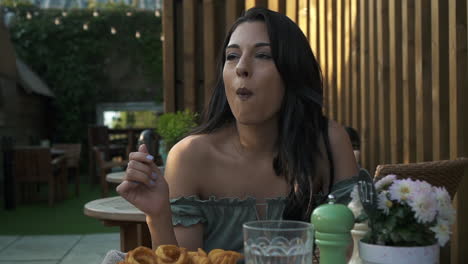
[155,110,197,162]
[349,174,455,264]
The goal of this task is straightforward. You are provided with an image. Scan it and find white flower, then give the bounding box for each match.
[350,184,360,202]
[348,185,364,217]
[430,219,452,246]
[409,190,438,224]
[375,174,397,191]
[389,179,414,202]
[377,191,392,215]
[412,180,433,196]
[433,187,456,224]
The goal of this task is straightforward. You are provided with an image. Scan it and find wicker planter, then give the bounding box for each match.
[359,241,439,264]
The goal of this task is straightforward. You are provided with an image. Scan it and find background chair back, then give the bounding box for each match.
[52,143,82,196]
[14,147,52,182]
[53,143,82,167]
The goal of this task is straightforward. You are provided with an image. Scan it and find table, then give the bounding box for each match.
[106,171,125,184]
[84,196,151,252]
[106,167,164,184]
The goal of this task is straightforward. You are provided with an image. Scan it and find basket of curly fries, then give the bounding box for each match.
[119,245,243,264]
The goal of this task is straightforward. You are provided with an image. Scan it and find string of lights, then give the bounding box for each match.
[2,1,163,41]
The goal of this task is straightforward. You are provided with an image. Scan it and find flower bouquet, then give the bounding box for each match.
[349,173,456,263]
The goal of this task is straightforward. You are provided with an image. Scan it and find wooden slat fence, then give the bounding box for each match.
[162,1,468,262]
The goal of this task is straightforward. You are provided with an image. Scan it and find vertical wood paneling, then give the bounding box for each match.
[389,0,402,164]
[414,0,432,162]
[203,0,216,107]
[245,0,256,10]
[246,0,268,8]
[183,0,197,111]
[351,0,360,131]
[360,0,371,171]
[431,0,441,161]
[449,0,468,263]
[326,0,336,120]
[344,0,351,126]
[439,0,450,161]
[377,0,390,164]
[336,0,343,123]
[401,0,416,163]
[163,0,175,113]
[359,0,368,170]
[226,0,244,29]
[286,0,298,23]
[298,0,309,38]
[268,0,286,13]
[368,0,377,173]
[318,0,327,112]
[309,0,319,55]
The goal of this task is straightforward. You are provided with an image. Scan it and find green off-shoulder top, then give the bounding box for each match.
[170,173,364,253]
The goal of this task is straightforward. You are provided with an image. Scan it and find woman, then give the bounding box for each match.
[117,7,358,253]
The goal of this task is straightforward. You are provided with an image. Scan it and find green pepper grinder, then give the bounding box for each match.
[311,194,355,264]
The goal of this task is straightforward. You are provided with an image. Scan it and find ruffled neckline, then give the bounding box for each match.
[170,195,287,206]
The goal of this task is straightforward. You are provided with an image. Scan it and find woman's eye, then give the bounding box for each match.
[226,54,239,61]
[256,53,272,59]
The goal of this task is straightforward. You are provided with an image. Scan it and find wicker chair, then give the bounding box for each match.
[374,158,468,199]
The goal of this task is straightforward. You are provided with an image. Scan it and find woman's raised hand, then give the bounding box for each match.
[117,144,169,218]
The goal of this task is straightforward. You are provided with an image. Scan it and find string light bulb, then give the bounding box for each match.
[155,9,161,17]
[126,12,132,16]
[160,34,164,42]
[111,27,117,34]
[135,31,141,39]
[54,17,61,25]
[83,23,89,31]
[93,11,99,17]
[62,11,68,17]
[26,12,32,20]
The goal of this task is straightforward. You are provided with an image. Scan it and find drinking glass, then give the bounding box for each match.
[243,220,313,264]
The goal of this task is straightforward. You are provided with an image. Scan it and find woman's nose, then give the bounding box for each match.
[236,60,250,78]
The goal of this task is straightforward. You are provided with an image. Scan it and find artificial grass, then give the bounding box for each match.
[0,180,120,235]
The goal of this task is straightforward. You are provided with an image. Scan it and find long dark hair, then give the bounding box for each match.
[191,7,327,221]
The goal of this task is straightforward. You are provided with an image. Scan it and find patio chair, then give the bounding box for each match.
[88,125,126,184]
[13,147,68,207]
[374,157,468,199]
[93,146,128,197]
[52,143,82,196]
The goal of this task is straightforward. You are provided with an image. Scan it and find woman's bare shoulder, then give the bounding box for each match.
[164,132,224,198]
[327,119,359,181]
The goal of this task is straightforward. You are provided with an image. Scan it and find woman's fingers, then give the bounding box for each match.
[127,160,153,177]
[129,151,163,177]
[125,167,157,187]
[116,180,138,194]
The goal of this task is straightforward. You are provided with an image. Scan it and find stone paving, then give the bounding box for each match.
[0,233,119,264]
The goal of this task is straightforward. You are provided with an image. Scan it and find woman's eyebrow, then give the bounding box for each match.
[226,42,271,49]
[226,44,240,49]
[254,42,270,48]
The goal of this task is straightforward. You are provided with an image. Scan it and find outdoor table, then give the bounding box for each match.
[106,167,164,184]
[84,196,151,252]
[106,171,125,184]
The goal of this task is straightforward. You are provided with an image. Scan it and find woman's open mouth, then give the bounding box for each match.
[236,87,253,100]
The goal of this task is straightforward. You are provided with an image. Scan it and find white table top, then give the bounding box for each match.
[106,171,125,183]
[106,167,165,184]
[84,196,146,222]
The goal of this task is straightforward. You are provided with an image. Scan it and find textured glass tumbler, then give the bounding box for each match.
[243,220,313,264]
